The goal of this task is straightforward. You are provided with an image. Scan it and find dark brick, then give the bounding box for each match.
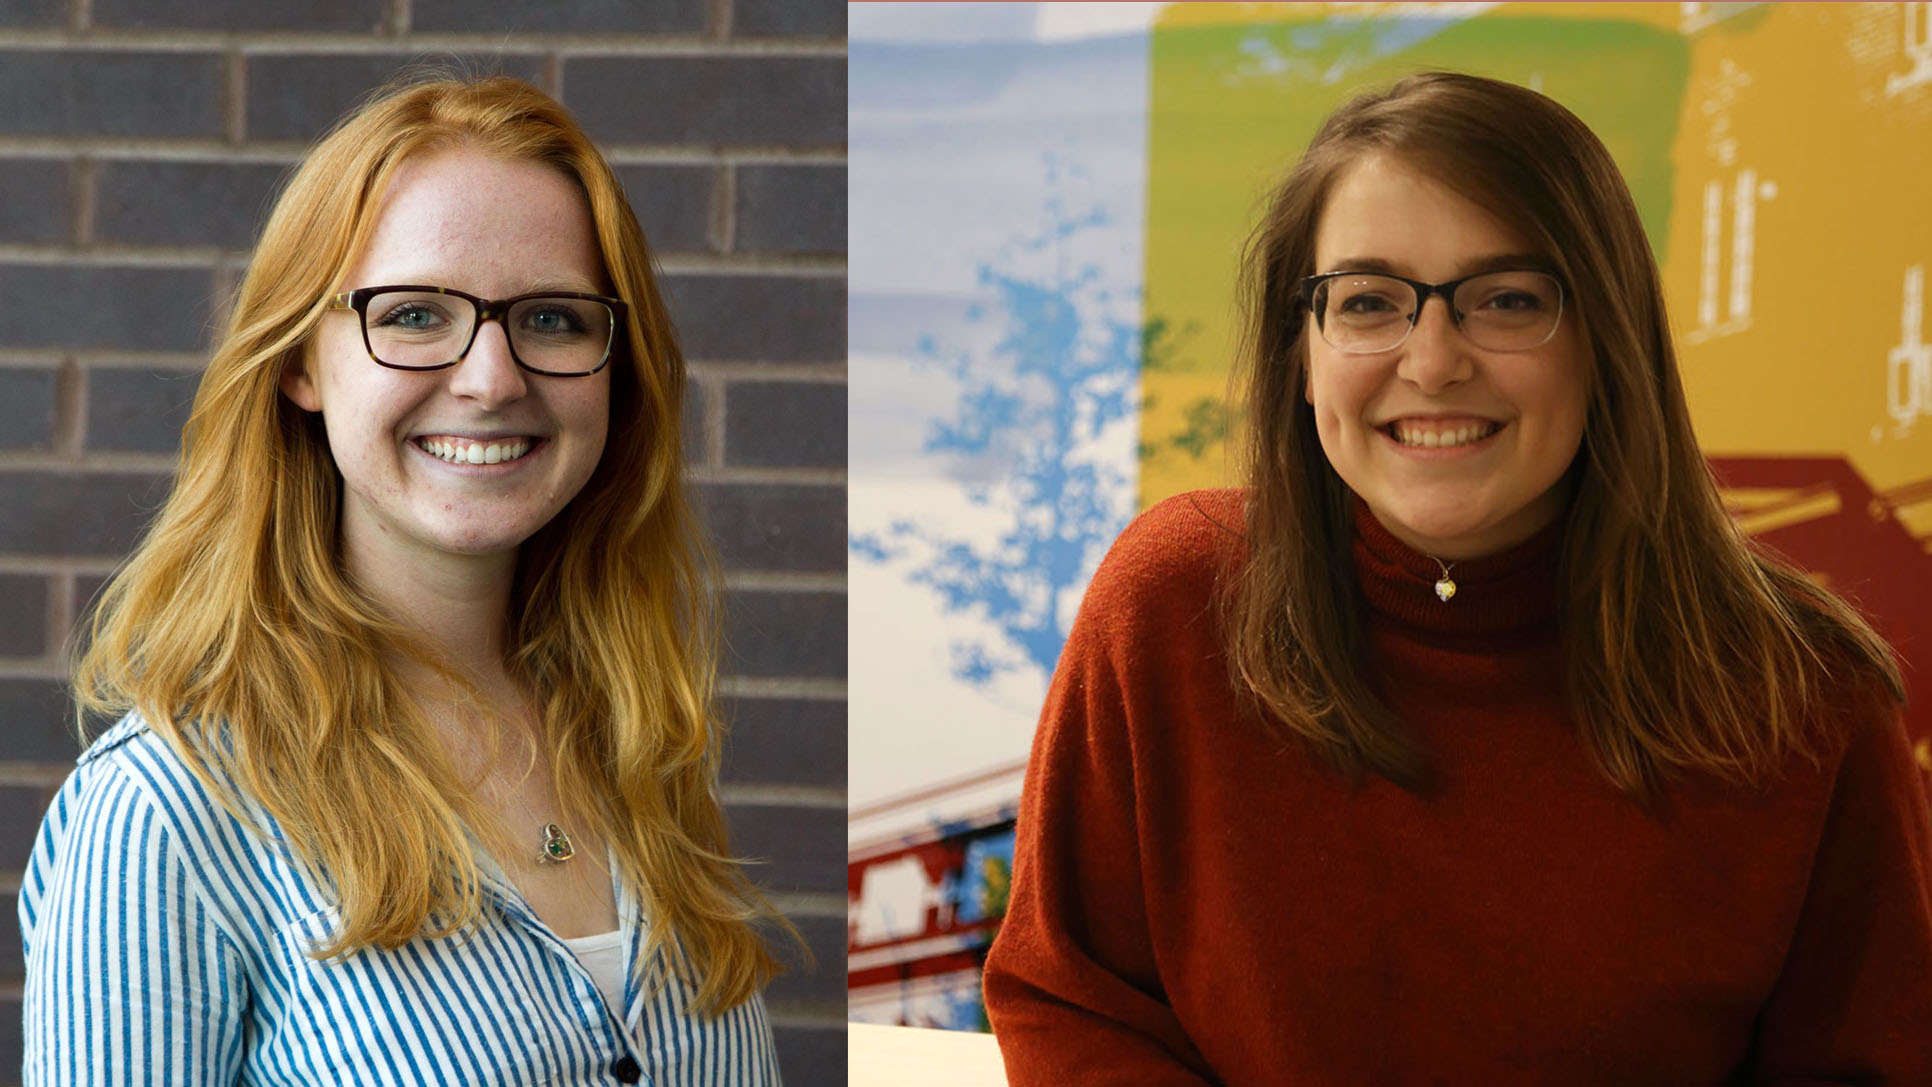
[720,696,842,787]
[93,0,380,30]
[414,0,703,33]
[0,894,20,979]
[728,801,840,895]
[0,996,17,1077]
[681,378,705,463]
[612,164,715,254]
[735,0,845,38]
[723,589,842,679]
[0,264,213,352]
[70,574,109,638]
[0,678,82,763]
[0,159,70,245]
[0,471,171,556]
[0,0,64,27]
[0,368,57,452]
[764,912,844,1008]
[94,161,290,250]
[244,54,546,143]
[565,57,843,146]
[774,1023,845,1087]
[0,574,51,658]
[0,786,54,870]
[723,381,843,469]
[87,367,199,454]
[735,164,843,255]
[0,51,223,139]
[699,481,842,573]
[661,274,843,363]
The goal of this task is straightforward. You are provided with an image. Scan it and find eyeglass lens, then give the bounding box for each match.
[361,290,615,374]
[1313,271,1562,353]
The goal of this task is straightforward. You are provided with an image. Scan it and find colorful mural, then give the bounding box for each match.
[1137,0,1932,771]
[852,1,1932,1034]
[848,3,1154,1031]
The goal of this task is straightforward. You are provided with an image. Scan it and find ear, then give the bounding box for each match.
[279,351,324,412]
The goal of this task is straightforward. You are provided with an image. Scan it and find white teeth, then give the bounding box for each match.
[1392,423,1495,448]
[419,437,534,465]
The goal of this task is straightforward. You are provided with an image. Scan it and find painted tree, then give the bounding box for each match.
[852,180,1142,687]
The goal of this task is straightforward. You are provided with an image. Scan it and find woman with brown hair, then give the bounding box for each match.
[983,71,1932,1082]
[20,76,786,1084]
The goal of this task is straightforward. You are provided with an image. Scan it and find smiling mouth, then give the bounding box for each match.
[416,435,537,465]
[1385,420,1502,449]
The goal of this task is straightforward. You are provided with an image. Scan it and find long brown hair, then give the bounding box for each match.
[73,75,784,1012]
[1229,70,1901,796]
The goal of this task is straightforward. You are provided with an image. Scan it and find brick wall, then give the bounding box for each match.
[0,1,846,1082]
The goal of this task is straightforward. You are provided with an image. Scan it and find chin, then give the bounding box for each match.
[432,525,543,557]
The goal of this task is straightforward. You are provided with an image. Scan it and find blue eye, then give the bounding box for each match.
[373,302,454,333]
[514,299,602,342]
[524,306,585,335]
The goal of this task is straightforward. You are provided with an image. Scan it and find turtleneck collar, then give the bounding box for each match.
[1350,497,1563,639]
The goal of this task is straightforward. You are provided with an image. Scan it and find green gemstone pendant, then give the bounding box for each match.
[539,823,576,864]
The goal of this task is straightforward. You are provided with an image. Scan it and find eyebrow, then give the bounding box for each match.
[369,275,604,296]
[1317,253,1557,279]
[517,278,603,295]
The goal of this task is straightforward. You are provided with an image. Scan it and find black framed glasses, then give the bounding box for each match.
[1299,269,1566,354]
[328,284,628,377]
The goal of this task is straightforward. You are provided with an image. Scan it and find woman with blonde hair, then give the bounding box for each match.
[20,75,787,1084]
[984,71,1932,1082]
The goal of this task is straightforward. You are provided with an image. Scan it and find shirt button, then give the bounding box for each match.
[611,1055,642,1083]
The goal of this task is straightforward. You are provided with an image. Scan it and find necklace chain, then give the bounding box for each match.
[486,756,577,866]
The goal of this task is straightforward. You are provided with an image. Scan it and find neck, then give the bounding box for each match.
[343,537,522,698]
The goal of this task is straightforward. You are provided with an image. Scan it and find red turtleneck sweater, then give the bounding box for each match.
[983,490,1932,1084]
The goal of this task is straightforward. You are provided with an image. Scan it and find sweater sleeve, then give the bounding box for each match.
[982,498,1223,1085]
[20,754,249,1086]
[1747,709,1932,1083]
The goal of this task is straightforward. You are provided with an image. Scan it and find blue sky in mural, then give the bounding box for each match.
[849,5,1153,825]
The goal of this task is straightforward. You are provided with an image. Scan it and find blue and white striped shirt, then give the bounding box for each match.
[19,715,781,1085]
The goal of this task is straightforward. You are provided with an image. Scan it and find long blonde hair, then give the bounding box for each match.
[1230,71,1901,797]
[73,75,783,1012]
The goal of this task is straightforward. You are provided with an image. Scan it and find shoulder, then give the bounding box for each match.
[1076,489,1247,636]
[1086,489,1247,610]
[34,712,273,905]
[62,712,227,824]
[1825,705,1926,807]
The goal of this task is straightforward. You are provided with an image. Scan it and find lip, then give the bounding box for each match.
[1373,412,1502,428]
[410,430,546,442]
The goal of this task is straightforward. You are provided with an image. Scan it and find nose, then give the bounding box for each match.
[447,318,528,408]
[1395,294,1474,393]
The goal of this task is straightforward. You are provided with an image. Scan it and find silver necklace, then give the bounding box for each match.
[536,822,576,864]
[1429,555,1458,602]
[490,763,578,865]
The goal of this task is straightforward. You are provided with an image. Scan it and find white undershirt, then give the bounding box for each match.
[560,929,627,1015]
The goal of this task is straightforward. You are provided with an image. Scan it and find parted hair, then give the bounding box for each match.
[1230,70,1901,796]
[73,75,782,1013]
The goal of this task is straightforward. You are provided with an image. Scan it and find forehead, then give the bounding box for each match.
[342,146,604,294]
[1313,153,1540,277]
